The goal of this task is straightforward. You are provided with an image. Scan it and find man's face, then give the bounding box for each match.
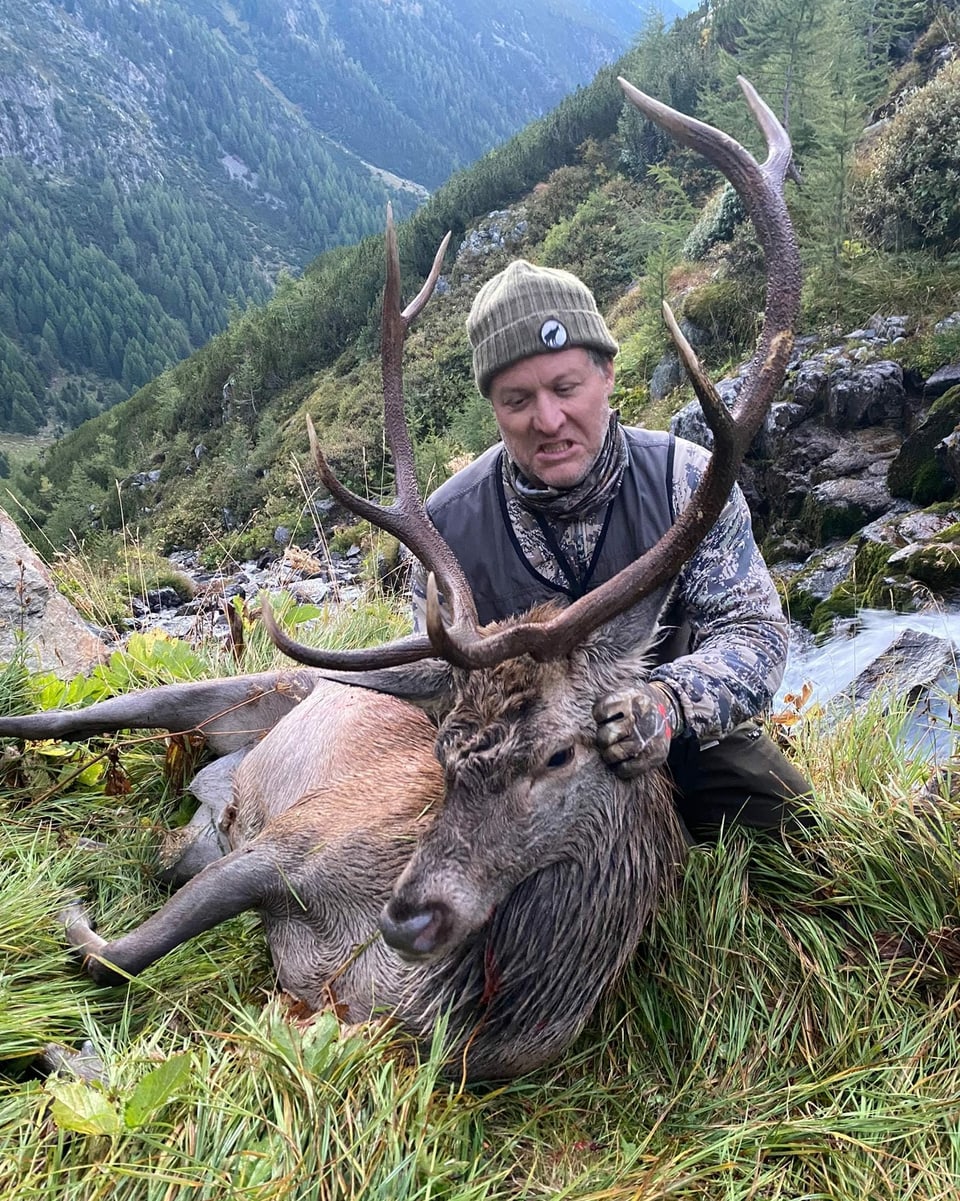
[489,347,615,489]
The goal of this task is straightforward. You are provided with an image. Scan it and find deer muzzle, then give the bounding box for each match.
[379,896,454,961]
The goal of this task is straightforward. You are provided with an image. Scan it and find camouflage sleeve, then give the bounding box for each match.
[647,438,788,740]
[410,555,428,633]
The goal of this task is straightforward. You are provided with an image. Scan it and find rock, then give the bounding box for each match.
[936,429,960,489]
[859,503,942,546]
[888,384,960,503]
[123,469,161,489]
[924,363,960,398]
[791,358,831,413]
[804,475,895,542]
[813,427,900,481]
[824,360,905,429]
[669,378,742,449]
[866,313,911,341]
[934,312,960,335]
[894,541,960,588]
[758,402,807,456]
[287,579,334,605]
[0,509,108,676]
[784,542,858,617]
[649,352,682,401]
[457,208,528,260]
[836,628,956,713]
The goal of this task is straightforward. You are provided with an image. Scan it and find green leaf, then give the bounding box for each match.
[123,1053,192,1129]
[47,1081,123,1136]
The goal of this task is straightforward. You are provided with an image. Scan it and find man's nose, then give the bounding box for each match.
[531,392,565,433]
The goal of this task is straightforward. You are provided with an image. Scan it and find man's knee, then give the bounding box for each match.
[668,723,813,839]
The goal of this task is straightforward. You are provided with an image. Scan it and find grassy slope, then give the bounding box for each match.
[0,609,958,1200]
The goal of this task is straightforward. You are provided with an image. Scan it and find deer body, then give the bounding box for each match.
[31,633,683,1081]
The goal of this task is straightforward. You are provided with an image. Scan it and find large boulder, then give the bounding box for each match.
[888,384,960,503]
[800,465,896,544]
[0,510,108,676]
[924,363,960,399]
[824,360,906,429]
[835,628,956,715]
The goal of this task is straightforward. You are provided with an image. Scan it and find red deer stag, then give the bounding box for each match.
[0,78,799,1081]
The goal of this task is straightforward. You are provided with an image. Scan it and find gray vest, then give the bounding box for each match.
[425,427,683,642]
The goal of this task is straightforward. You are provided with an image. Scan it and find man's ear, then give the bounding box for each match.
[317,660,455,719]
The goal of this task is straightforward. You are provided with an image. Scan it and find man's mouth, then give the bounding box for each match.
[538,440,575,456]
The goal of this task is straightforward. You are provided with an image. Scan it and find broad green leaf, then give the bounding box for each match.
[47,1081,123,1136]
[123,1053,192,1129]
[76,760,106,787]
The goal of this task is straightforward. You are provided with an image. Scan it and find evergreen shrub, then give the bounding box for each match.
[853,59,960,250]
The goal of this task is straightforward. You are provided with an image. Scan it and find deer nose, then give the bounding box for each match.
[379,898,452,960]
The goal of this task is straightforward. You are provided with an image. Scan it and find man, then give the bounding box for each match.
[411,259,810,840]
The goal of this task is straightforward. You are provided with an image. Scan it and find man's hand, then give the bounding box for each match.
[593,683,679,778]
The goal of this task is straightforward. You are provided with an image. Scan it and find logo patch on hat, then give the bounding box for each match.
[540,318,568,349]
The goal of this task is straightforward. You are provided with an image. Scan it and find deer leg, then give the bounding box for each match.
[59,845,276,985]
[157,748,249,887]
[0,670,319,754]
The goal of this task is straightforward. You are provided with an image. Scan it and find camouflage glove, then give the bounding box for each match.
[593,683,682,779]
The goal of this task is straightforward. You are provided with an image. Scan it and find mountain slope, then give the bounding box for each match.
[198,0,688,189]
[12,0,954,558]
[0,0,679,434]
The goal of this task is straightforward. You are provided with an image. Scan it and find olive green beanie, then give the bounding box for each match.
[467,260,619,396]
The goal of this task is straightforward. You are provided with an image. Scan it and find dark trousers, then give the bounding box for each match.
[666,722,812,842]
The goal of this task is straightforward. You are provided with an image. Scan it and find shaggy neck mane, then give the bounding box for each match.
[404,768,684,1080]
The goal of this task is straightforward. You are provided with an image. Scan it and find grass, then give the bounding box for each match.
[0,619,959,1198]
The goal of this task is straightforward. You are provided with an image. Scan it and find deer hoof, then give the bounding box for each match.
[57,904,125,985]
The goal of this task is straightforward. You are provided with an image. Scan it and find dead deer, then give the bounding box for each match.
[1,78,799,1081]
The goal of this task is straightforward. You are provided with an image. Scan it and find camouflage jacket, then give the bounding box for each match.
[411,433,788,741]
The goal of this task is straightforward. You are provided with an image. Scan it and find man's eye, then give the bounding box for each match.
[545,746,574,769]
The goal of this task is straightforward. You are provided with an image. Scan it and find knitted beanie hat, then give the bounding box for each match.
[467,260,619,396]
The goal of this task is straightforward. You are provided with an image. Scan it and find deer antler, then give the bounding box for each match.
[261,207,482,669]
[265,79,799,675]
[425,75,800,668]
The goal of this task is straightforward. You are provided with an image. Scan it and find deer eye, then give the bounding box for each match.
[545,746,574,770]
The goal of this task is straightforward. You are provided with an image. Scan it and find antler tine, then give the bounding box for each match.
[402,228,452,323]
[661,300,732,440]
[259,592,435,668]
[426,75,800,669]
[265,209,482,671]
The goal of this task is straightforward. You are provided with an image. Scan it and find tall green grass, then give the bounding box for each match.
[0,626,958,1199]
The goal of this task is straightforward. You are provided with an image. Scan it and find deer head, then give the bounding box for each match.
[262,75,800,963]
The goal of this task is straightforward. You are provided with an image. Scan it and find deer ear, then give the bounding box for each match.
[317,661,455,718]
[579,585,677,663]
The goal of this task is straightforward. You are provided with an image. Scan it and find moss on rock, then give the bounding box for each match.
[681,280,759,350]
[806,539,910,634]
[887,385,960,503]
[901,542,960,588]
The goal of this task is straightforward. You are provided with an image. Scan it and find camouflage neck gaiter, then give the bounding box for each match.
[500,412,628,592]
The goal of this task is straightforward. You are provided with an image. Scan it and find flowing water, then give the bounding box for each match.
[778,608,960,760]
